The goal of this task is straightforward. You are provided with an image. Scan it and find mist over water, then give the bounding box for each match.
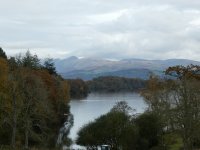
[69,92,147,141]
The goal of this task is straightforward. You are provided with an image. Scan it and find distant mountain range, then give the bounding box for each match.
[54,56,200,80]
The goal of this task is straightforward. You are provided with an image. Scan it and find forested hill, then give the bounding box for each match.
[87,76,146,93]
[54,56,200,80]
[67,76,146,99]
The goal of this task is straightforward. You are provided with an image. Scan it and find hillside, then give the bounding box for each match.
[54,57,200,80]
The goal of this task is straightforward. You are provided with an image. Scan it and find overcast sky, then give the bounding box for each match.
[0,0,200,60]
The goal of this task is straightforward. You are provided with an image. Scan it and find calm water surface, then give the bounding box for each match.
[69,92,147,141]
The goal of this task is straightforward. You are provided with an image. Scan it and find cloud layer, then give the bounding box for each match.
[0,0,200,60]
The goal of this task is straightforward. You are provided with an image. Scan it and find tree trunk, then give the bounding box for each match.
[25,127,29,150]
[11,93,16,149]
[183,131,193,150]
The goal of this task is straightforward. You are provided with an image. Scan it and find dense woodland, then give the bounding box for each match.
[87,76,146,93]
[67,79,88,99]
[76,65,200,150]
[67,76,146,99]
[0,48,71,149]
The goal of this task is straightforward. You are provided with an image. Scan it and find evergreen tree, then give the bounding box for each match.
[43,58,57,75]
[0,47,7,59]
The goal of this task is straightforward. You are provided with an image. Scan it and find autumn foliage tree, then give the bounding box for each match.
[142,65,200,150]
[0,58,10,145]
[0,49,71,149]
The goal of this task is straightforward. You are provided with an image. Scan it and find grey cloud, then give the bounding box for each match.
[0,0,200,61]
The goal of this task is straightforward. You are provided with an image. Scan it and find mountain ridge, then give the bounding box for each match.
[54,57,200,80]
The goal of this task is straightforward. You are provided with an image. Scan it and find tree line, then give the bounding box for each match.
[67,76,146,99]
[76,65,200,150]
[0,48,71,149]
[87,76,146,93]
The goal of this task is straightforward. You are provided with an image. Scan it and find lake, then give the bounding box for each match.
[69,92,147,141]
